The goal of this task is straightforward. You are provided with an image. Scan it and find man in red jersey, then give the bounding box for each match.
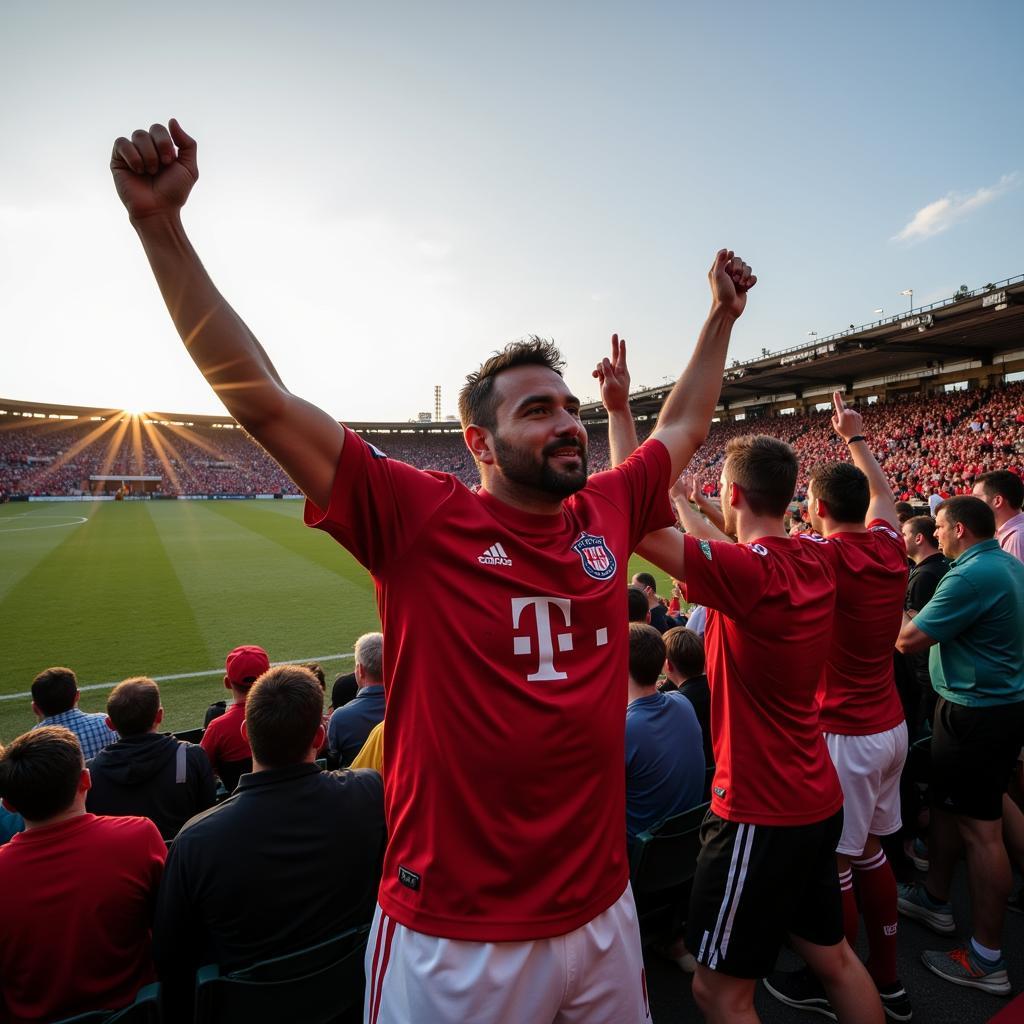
[602,410,883,1021]
[0,727,166,1024]
[111,118,755,1023]
[764,393,911,1022]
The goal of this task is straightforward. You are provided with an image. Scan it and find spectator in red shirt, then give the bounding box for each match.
[0,727,166,1024]
[200,645,269,791]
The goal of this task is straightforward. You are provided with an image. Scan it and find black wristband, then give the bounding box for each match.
[847,435,866,445]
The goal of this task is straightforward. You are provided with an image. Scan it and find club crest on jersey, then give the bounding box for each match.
[699,539,713,561]
[571,532,617,580]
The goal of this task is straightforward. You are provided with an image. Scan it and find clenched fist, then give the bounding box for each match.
[110,119,198,220]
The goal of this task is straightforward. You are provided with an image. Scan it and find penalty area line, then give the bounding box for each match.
[0,653,355,702]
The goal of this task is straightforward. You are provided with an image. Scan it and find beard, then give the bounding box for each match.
[493,433,589,498]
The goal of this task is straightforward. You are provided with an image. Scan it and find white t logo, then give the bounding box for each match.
[511,596,573,681]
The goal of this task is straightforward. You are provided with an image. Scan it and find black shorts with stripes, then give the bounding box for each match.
[684,808,844,979]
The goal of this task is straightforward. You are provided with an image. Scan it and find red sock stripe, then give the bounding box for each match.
[369,915,398,1024]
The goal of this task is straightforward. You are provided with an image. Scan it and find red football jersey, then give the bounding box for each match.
[306,429,674,940]
[200,701,251,769]
[682,534,843,827]
[817,520,908,735]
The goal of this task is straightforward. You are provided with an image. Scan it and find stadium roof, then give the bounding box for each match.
[4,274,1022,431]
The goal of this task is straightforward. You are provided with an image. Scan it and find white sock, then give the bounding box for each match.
[970,937,1001,962]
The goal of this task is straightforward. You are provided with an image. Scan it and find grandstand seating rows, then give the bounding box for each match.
[1,380,1021,498]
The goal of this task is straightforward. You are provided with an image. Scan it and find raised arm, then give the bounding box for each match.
[110,120,344,509]
[595,334,640,467]
[672,475,734,544]
[830,391,899,530]
[650,250,756,480]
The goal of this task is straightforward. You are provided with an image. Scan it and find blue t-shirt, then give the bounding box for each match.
[625,691,706,840]
[327,685,386,764]
[914,539,1024,707]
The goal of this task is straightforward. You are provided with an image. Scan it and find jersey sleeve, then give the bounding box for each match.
[681,534,769,619]
[304,427,459,572]
[589,438,675,550]
[912,570,980,643]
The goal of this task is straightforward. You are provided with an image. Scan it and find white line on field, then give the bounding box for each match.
[0,653,355,702]
[0,515,88,534]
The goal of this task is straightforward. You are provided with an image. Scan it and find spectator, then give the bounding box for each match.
[631,571,672,633]
[30,666,118,759]
[330,670,358,710]
[154,666,385,1017]
[351,720,385,775]
[974,469,1024,563]
[327,633,386,767]
[896,496,1024,995]
[767,394,910,1021]
[86,677,217,841]
[897,516,948,736]
[0,728,166,1023]
[895,501,916,524]
[625,623,705,843]
[0,803,23,846]
[661,626,713,769]
[200,645,269,791]
[627,585,651,623]
[685,603,708,637]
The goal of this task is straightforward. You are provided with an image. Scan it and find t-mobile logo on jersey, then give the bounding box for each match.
[510,596,609,682]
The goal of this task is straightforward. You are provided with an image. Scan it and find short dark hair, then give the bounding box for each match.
[809,461,870,525]
[30,667,78,717]
[458,337,565,431]
[904,515,938,548]
[937,496,996,540]
[894,501,916,522]
[633,572,657,591]
[244,666,324,769]
[724,436,798,517]
[0,727,83,821]
[627,586,649,623]
[976,470,1024,512]
[106,677,160,737]
[628,623,666,689]
[664,627,705,678]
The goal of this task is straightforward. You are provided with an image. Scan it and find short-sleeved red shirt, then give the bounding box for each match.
[682,533,843,827]
[0,814,166,1024]
[306,429,674,940]
[200,701,250,770]
[817,521,908,735]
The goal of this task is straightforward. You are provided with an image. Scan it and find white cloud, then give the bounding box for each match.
[893,172,1019,243]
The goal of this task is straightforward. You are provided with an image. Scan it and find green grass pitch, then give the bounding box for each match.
[0,501,675,744]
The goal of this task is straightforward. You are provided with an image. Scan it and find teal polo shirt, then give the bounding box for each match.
[914,539,1024,707]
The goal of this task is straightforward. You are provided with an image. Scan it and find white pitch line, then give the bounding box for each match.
[0,515,88,534]
[0,653,355,702]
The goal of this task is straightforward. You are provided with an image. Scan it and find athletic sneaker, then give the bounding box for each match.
[877,981,913,1022]
[896,882,955,934]
[762,968,836,1020]
[921,946,1011,996]
[903,837,929,872]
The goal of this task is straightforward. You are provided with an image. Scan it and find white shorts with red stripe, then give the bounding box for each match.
[364,885,650,1024]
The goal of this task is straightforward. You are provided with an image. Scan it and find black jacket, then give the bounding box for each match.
[87,733,217,841]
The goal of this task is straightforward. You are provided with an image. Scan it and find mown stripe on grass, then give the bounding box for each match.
[0,502,211,741]
[0,504,96,603]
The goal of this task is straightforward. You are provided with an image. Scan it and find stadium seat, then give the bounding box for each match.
[215,758,252,795]
[193,924,370,1024]
[51,982,162,1023]
[629,801,709,945]
[172,728,204,744]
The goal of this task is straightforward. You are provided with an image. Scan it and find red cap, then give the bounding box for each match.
[225,645,270,688]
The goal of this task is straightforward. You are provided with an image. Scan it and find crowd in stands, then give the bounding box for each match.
[4,380,1021,499]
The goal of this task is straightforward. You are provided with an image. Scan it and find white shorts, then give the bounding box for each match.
[825,723,908,856]
[364,885,650,1024]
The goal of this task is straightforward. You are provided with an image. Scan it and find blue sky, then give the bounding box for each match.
[2,1,1021,420]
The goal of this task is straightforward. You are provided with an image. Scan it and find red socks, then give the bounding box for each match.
[852,848,899,987]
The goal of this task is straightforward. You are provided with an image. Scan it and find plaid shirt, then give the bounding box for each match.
[34,708,118,760]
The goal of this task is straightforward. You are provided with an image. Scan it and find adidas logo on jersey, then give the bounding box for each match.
[478,542,512,566]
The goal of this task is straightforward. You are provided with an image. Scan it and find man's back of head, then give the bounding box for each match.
[0,726,83,824]
[106,678,161,737]
[808,461,870,531]
[722,435,798,537]
[627,586,650,623]
[30,667,78,718]
[628,623,665,691]
[663,626,705,682]
[354,632,384,686]
[245,665,324,769]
